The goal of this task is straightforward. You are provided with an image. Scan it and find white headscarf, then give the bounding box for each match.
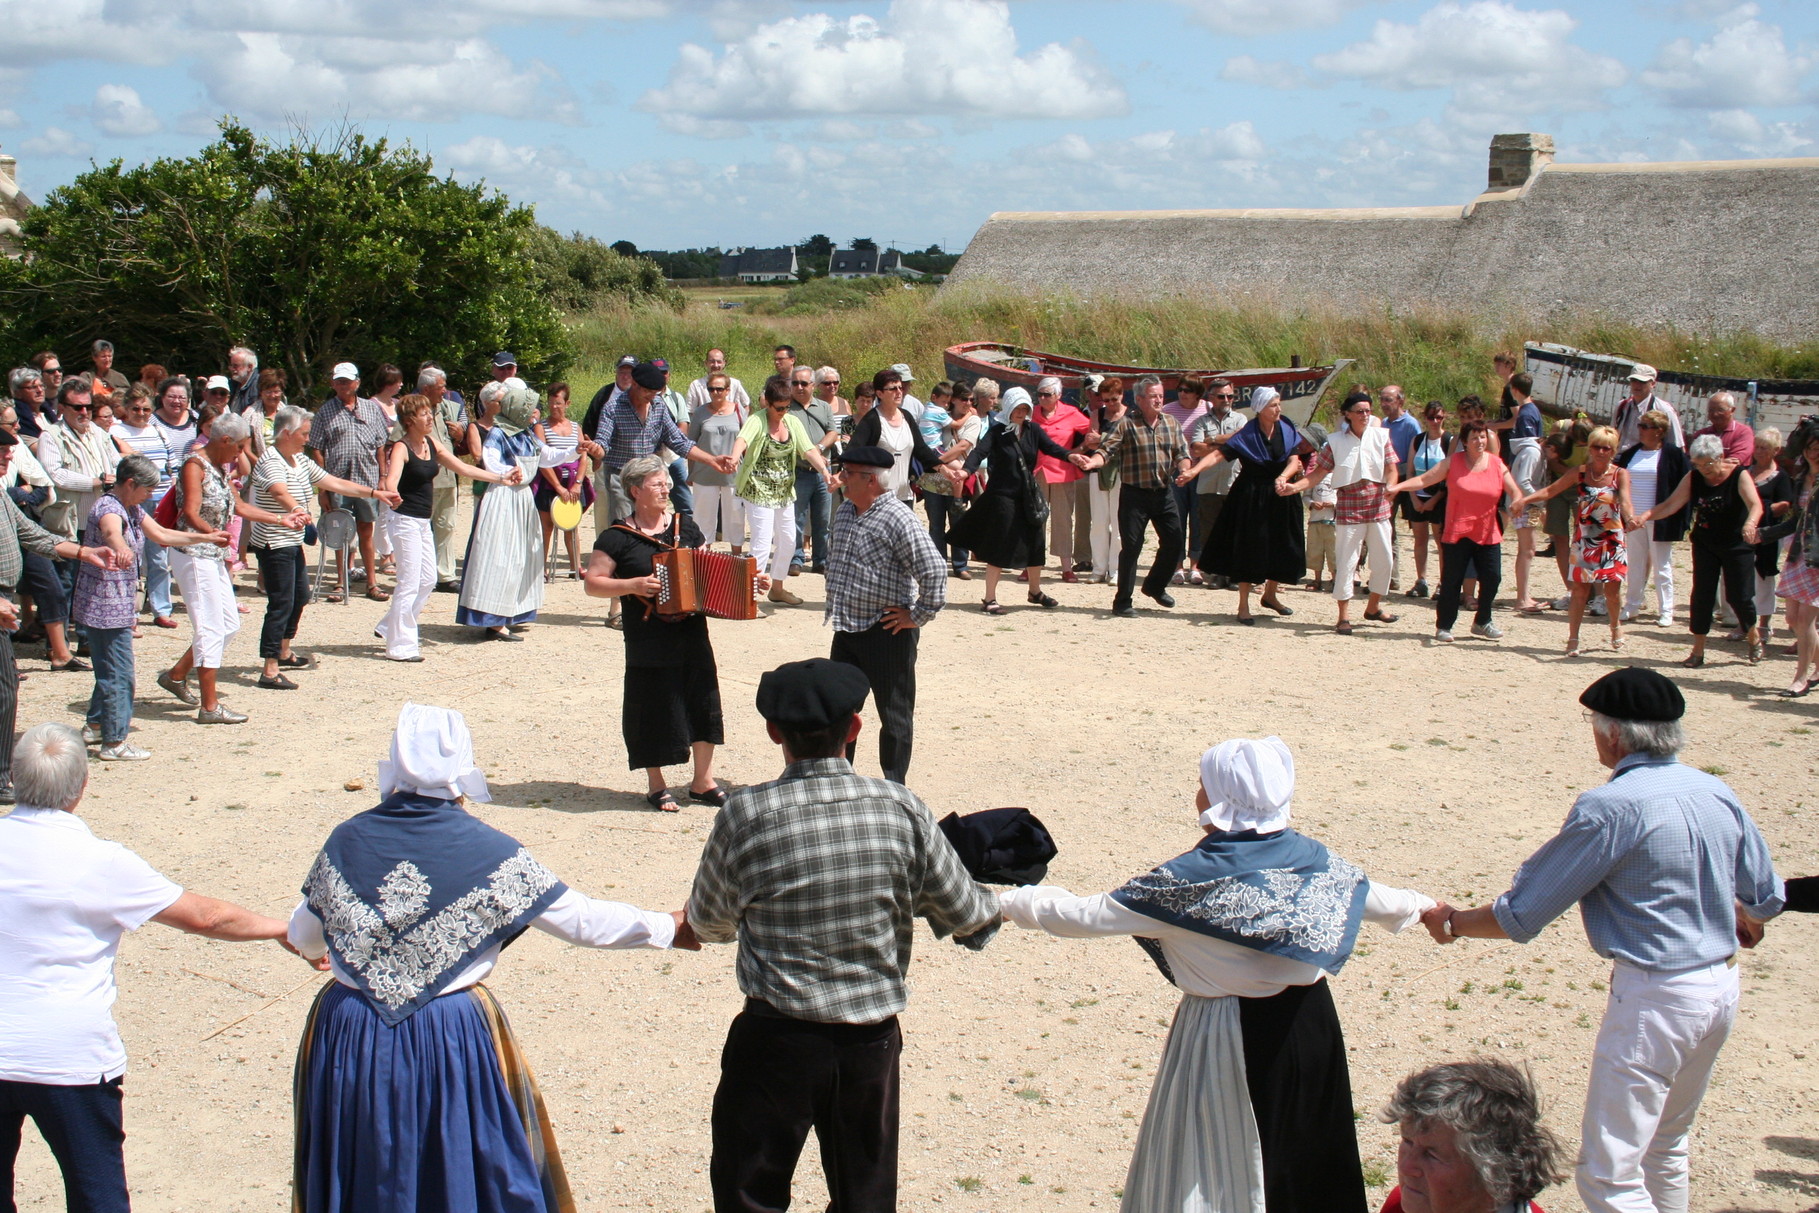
[998,385,1033,426]
[1197,736,1294,834]
[1249,385,1280,412]
[377,702,492,803]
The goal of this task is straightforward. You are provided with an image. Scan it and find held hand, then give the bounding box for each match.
[670,910,702,951]
[202,531,231,548]
[1416,497,1438,513]
[1736,906,1766,950]
[0,598,16,629]
[824,472,839,494]
[1420,903,1458,945]
[77,545,116,570]
[377,490,404,508]
[279,938,334,970]
[1743,524,1761,545]
[504,467,525,486]
[881,605,918,633]
[283,510,310,530]
[717,454,738,475]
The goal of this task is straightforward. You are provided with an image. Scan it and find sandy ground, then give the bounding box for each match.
[10,510,1819,1213]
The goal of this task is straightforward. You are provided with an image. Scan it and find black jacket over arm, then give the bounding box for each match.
[963,421,1073,495]
[851,407,941,474]
[1617,441,1691,542]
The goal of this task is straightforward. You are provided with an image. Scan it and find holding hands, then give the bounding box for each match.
[670,910,702,951]
[1420,902,1457,944]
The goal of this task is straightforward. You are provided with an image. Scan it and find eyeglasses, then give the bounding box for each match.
[1214,392,1236,399]
[880,384,904,393]
[709,385,728,392]
[1037,389,1059,397]
[822,379,840,387]
[793,381,814,388]
[1590,444,1615,452]
[63,402,92,411]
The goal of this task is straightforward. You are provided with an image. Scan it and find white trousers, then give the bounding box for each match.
[1624,537,1676,617]
[1755,571,1779,625]
[1578,959,1738,1213]
[1087,478,1120,576]
[376,514,436,659]
[169,550,240,669]
[743,499,796,582]
[1334,519,1393,601]
[694,484,746,548]
[372,500,394,556]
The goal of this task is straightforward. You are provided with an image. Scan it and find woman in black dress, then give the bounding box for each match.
[1182,387,1306,624]
[1635,433,1764,667]
[583,453,726,812]
[947,386,1079,614]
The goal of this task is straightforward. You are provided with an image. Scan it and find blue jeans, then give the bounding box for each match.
[54,558,86,646]
[924,492,968,570]
[792,467,831,570]
[668,458,695,517]
[142,537,172,617]
[84,626,135,745]
[0,1076,129,1213]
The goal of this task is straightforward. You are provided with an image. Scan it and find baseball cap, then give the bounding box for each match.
[204,375,232,393]
[1627,364,1657,383]
[890,363,915,382]
[651,357,670,372]
[492,351,517,368]
[617,355,638,368]
[331,362,359,381]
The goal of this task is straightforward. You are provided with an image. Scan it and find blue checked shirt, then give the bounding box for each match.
[1493,754,1783,971]
[824,495,947,633]
[592,394,694,473]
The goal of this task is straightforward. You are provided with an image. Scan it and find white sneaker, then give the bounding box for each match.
[1590,598,1607,617]
[1657,612,1673,628]
[1551,595,1571,610]
[1434,630,1455,644]
[99,742,152,761]
[81,723,102,746]
[1620,605,1639,622]
[1471,622,1505,640]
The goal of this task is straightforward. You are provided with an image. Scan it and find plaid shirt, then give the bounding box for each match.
[306,396,388,487]
[593,394,695,473]
[0,492,63,590]
[825,495,947,632]
[1314,443,1399,524]
[1097,410,1188,491]
[687,756,1001,1024]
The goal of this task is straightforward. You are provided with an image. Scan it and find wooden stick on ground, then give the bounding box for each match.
[200,974,325,1042]
[181,967,268,998]
[1398,941,1517,991]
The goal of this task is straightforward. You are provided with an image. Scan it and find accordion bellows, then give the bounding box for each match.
[653,548,761,620]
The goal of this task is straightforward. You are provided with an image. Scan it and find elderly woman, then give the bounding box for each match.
[154,412,307,723]
[1184,386,1305,624]
[1379,1060,1567,1213]
[1284,389,1402,635]
[848,367,941,506]
[1771,431,1819,696]
[1080,376,1128,584]
[464,380,506,499]
[929,383,985,578]
[288,703,695,1212]
[248,405,402,684]
[728,378,836,608]
[1512,425,1634,656]
[1746,427,1797,645]
[1614,409,1689,628]
[1394,420,1527,644]
[74,456,225,759]
[1635,432,1764,666]
[457,385,560,641]
[947,385,1078,613]
[583,454,730,811]
[1001,737,1435,1213]
[0,722,292,1209]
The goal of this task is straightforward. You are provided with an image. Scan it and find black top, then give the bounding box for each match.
[1689,463,1751,549]
[849,406,940,474]
[1752,467,1799,573]
[394,439,438,519]
[593,513,714,668]
[1616,440,1691,541]
[962,420,1074,496]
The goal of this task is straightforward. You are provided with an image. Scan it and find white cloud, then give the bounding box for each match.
[1704,108,1814,157]
[638,0,1127,123]
[1313,1,1628,128]
[1640,6,1811,109]
[90,84,163,136]
[0,109,21,129]
[21,126,95,157]
[1172,0,1366,36]
[1218,55,1309,89]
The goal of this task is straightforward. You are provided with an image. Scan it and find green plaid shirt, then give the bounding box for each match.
[1098,410,1189,491]
[687,756,1001,1024]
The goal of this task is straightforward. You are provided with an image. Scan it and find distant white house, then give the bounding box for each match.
[717,246,798,282]
[829,246,918,279]
[0,152,31,258]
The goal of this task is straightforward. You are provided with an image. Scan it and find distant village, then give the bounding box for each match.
[609,234,961,284]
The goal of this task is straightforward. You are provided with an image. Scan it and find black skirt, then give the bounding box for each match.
[622,660,724,770]
[1199,459,1306,585]
[946,493,1046,571]
[1239,979,1367,1213]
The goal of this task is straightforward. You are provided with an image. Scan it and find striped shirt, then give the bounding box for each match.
[116,422,181,498]
[592,395,694,473]
[248,449,326,550]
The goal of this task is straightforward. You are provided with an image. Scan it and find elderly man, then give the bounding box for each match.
[89,340,129,399]
[1189,377,1245,589]
[824,445,948,784]
[687,657,1000,1213]
[226,346,260,416]
[8,369,51,441]
[306,362,391,602]
[1031,376,1093,583]
[1422,667,1782,1213]
[0,722,291,1209]
[1083,374,1191,617]
[489,350,517,382]
[414,367,469,591]
[1613,365,1685,450]
[584,355,638,532]
[1287,389,1401,635]
[1692,391,1753,464]
[594,361,731,527]
[688,348,750,414]
[786,365,839,575]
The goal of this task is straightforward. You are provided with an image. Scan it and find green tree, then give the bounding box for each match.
[610,239,639,257]
[799,233,834,257]
[850,236,877,252]
[1,120,570,397]
[525,228,681,314]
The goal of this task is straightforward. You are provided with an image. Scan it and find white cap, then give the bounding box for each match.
[331,362,359,381]
[1627,363,1657,383]
[204,374,232,392]
[890,362,915,382]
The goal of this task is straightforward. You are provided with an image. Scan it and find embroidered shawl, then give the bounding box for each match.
[1110,828,1368,986]
[303,790,566,1023]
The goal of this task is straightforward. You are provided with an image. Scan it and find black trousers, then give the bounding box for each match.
[19,553,67,625]
[253,545,311,659]
[0,1076,129,1213]
[1115,486,1185,608]
[710,1002,902,1213]
[831,624,917,784]
[1689,541,1757,636]
[1239,980,1368,1213]
[0,629,16,793]
[1435,538,1502,632]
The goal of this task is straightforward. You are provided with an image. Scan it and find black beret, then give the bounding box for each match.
[1343,389,1373,408]
[840,444,894,470]
[757,659,871,729]
[631,361,667,391]
[1579,667,1685,722]
[0,428,15,448]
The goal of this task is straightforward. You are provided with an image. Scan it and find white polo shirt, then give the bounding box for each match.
[0,806,182,1084]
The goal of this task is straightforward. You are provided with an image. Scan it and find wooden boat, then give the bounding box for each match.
[944,341,1354,425]
[1524,341,1819,436]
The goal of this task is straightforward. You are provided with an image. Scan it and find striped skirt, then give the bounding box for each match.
[292,982,574,1213]
[1120,993,1266,1213]
[456,459,544,627]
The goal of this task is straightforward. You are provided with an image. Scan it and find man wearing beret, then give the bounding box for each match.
[822,444,949,784]
[1421,667,1782,1213]
[687,658,1001,1212]
[591,360,733,527]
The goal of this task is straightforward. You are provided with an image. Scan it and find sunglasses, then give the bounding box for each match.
[1590,444,1615,452]
[822,380,840,387]
[709,385,728,392]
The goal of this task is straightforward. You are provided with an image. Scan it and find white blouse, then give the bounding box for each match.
[1000,881,1433,1000]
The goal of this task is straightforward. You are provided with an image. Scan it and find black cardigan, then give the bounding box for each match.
[1616,441,1691,542]
[849,406,941,476]
[963,420,1074,496]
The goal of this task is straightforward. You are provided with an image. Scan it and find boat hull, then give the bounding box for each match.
[1524,341,1819,437]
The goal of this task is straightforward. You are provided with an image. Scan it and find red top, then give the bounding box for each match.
[1381,1186,1544,1212]
[1033,403,1092,484]
[1692,420,1754,464]
[1442,452,1508,546]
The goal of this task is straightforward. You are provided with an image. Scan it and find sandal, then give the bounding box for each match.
[982,600,1005,616]
[1363,609,1399,624]
[1564,640,1582,658]
[689,785,727,807]
[1610,637,1625,653]
[1259,598,1295,616]
[1680,652,1705,668]
[1749,641,1765,665]
[645,789,680,813]
[256,673,299,690]
[1335,621,1354,636]
[1027,592,1058,609]
[1516,602,1548,615]
[277,653,311,669]
[49,658,92,673]
[324,592,345,604]
[366,587,391,602]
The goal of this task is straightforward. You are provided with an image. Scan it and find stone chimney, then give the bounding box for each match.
[1487,133,1555,190]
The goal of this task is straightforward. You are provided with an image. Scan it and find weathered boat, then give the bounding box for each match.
[944,341,1353,425]
[1524,341,1819,436]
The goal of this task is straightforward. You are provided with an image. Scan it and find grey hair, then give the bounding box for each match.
[9,367,41,393]
[1381,1059,1567,1206]
[228,346,257,368]
[416,366,447,390]
[210,411,251,443]
[971,378,1001,400]
[478,380,507,408]
[1037,375,1063,396]
[1133,374,1163,397]
[814,366,840,386]
[1591,710,1685,759]
[91,339,114,355]
[273,404,311,440]
[1688,433,1725,463]
[116,454,161,489]
[13,722,90,810]
[618,453,670,496]
[1756,426,1783,450]
[1708,390,1736,411]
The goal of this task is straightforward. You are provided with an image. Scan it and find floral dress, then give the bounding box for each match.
[1570,474,1628,583]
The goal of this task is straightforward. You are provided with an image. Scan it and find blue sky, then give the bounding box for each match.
[1,0,1813,252]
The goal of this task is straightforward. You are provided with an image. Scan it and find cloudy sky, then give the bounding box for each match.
[1,0,1813,251]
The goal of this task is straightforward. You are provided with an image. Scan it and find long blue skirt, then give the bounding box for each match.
[292,982,573,1213]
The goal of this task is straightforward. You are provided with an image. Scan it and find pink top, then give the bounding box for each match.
[1033,403,1092,484]
[1693,420,1753,464]
[1443,453,1508,545]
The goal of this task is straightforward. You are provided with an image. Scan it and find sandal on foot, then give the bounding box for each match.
[366,588,391,602]
[277,653,311,669]
[1749,641,1765,665]
[256,673,299,690]
[1564,640,1582,658]
[1027,592,1058,609]
[982,600,1005,616]
[1335,621,1354,635]
[688,785,727,807]
[1363,610,1399,624]
[1680,652,1705,668]
[50,658,91,673]
[645,789,680,813]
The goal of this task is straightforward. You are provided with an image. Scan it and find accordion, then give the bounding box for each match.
[652,547,760,620]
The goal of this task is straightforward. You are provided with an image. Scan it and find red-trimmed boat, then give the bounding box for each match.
[944,341,1354,424]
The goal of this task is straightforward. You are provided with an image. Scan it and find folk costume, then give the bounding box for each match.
[456,388,568,634]
[947,407,1077,572]
[1001,737,1433,1213]
[289,704,679,1213]
[1198,389,1307,586]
